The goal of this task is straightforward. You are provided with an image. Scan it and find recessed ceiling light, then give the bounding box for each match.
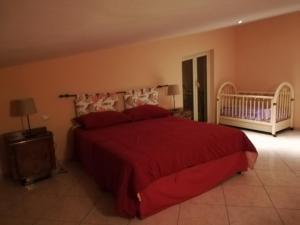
[238,20,243,24]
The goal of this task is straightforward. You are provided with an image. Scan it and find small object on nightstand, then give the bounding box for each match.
[3,127,56,185]
[170,108,193,120]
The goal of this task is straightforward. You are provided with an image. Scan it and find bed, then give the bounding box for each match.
[67,87,258,218]
[216,81,294,136]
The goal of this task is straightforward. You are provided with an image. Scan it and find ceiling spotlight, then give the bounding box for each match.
[238,20,243,24]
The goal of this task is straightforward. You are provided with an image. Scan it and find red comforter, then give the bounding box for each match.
[74,116,256,217]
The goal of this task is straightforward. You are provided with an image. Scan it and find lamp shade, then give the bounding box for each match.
[10,98,37,117]
[167,84,180,96]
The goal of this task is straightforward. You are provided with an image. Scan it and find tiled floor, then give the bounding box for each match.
[0,129,300,225]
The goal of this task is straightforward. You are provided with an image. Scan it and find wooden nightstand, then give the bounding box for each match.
[3,127,56,185]
[170,108,193,120]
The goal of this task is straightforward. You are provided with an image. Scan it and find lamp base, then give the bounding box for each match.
[23,129,35,138]
[23,127,47,138]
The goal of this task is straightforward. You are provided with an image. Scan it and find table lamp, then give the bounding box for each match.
[10,98,37,135]
[167,84,180,110]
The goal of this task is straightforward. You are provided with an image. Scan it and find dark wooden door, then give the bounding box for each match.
[182,59,194,120]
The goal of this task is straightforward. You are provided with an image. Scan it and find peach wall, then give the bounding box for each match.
[0,27,236,168]
[235,12,300,128]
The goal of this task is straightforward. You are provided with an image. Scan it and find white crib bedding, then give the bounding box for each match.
[221,107,271,121]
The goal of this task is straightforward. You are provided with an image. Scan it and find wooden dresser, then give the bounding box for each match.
[3,127,56,185]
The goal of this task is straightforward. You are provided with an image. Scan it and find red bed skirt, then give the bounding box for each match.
[139,151,248,218]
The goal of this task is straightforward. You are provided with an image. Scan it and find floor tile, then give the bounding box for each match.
[12,194,59,219]
[83,196,129,225]
[44,197,94,222]
[35,219,79,225]
[284,161,300,172]
[254,158,291,172]
[179,204,228,225]
[223,185,272,207]
[182,186,225,206]
[266,186,300,209]
[256,171,300,186]
[227,206,282,225]
[278,209,300,225]
[129,205,179,225]
[294,171,300,177]
[0,179,27,216]
[65,177,104,199]
[29,174,75,197]
[0,216,36,225]
[223,170,262,186]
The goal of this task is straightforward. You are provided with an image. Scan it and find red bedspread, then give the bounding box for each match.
[74,116,256,217]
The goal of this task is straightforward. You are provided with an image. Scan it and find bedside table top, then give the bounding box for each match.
[170,108,193,120]
[3,127,52,144]
[170,108,183,113]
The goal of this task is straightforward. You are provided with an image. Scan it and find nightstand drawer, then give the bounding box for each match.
[13,138,54,179]
[4,129,56,184]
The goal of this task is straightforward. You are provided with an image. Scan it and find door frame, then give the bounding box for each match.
[182,50,213,122]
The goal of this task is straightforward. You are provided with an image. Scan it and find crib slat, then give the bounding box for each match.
[266,100,270,121]
[250,99,252,119]
[253,99,256,120]
[228,95,231,117]
[279,91,283,121]
[226,96,229,116]
[221,96,224,116]
[242,97,245,118]
[238,98,241,118]
[245,98,248,119]
[277,94,280,121]
[258,100,261,121]
[234,97,237,117]
[287,89,290,119]
[224,96,226,116]
[231,96,234,117]
[261,99,264,121]
[280,91,283,120]
[225,96,227,116]
[282,88,286,119]
[284,88,288,119]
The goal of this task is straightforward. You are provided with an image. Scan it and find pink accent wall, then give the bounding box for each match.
[235,12,300,127]
[0,28,236,165]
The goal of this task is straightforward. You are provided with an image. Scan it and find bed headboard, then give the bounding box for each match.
[59,84,168,116]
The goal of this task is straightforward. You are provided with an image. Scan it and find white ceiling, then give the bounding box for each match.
[0,0,299,68]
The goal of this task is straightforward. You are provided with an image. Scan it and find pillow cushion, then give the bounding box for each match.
[124,88,159,109]
[76,111,131,129]
[124,105,170,121]
[75,93,118,116]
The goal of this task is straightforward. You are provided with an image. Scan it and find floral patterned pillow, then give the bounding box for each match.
[75,93,118,116]
[124,87,159,109]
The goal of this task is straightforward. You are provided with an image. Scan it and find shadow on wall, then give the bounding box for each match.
[64,126,76,161]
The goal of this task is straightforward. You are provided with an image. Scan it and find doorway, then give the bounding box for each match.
[182,51,212,122]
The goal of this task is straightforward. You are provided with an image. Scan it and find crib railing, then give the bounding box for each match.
[219,94,273,122]
[276,86,293,122]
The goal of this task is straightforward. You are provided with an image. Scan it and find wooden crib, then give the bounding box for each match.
[216,82,294,136]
